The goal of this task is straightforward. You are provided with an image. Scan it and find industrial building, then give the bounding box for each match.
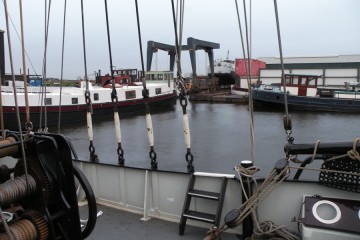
[258,54,360,86]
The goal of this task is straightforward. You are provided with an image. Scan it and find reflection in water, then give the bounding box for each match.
[60,100,360,178]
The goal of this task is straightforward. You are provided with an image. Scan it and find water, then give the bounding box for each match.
[58,100,360,177]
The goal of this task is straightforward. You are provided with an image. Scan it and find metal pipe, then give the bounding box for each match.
[285,141,360,155]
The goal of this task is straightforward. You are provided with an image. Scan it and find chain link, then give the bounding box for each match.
[186,149,194,172]
[85,90,91,105]
[111,89,118,103]
[117,143,125,165]
[89,142,99,162]
[149,147,157,169]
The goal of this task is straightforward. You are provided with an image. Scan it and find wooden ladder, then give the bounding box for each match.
[179,172,230,235]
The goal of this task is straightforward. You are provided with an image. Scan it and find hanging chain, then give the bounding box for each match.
[171,0,194,172]
[135,0,158,169]
[104,0,125,165]
[81,0,98,162]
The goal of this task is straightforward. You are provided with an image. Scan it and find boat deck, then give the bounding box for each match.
[83,204,241,240]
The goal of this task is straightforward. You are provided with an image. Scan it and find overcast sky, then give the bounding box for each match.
[1,0,359,79]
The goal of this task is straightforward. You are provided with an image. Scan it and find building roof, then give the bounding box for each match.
[258,54,360,65]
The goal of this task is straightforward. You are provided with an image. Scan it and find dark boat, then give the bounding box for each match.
[252,73,360,112]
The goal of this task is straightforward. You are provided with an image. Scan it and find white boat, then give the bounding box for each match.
[208,58,236,86]
[1,74,177,130]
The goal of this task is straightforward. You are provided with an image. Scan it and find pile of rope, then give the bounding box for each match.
[204,161,299,240]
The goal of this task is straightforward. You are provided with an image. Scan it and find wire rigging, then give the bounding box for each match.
[80,0,98,162]
[3,1,32,231]
[104,0,124,165]
[38,0,52,133]
[273,0,293,143]
[171,0,194,172]
[18,0,32,133]
[134,0,158,169]
[234,0,255,162]
[57,0,67,134]
[0,0,39,77]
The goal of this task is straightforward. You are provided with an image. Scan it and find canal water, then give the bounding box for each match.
[59,100,360,177]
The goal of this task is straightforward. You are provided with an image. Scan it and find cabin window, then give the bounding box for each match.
[158,74,163,80]
[44,98,52,105]
[72,98,78,104]
[94,93,99,101]
[300,77,307,86]
[125,90,136,99]
[149,74,156,80]
[155,88,161,94]
[308,79,316,86]
[285,76,291,85]
[292,77,298,86]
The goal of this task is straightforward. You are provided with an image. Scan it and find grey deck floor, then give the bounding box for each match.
[83,204,241,240]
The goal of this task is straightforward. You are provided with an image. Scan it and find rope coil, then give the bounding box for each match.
[0,175,37,207]
[0,137,19,158]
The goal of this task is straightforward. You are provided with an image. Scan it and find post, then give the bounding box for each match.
[241,160,253,238]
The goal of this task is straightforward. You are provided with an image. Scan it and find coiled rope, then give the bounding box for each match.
[0,175,37,207]
[205,163,298,240]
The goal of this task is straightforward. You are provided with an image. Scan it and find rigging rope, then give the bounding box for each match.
[19,0,31,132]
[273,0,293,143]
[81,0,98,162]
[205,161,297,240]
[57,0,67,134]
[104,0,125,165]
[171,0,194,172]
[3,0,31,215]
[39,0,52,133]
[0,72,4,138]
[234,0,255,162]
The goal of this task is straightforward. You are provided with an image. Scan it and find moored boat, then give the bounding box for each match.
[252,73,360,112]
[1,74,177,130]
[208,58,236,86]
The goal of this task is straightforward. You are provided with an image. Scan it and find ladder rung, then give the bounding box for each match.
[183,210,216,223]
[188,189,220,200]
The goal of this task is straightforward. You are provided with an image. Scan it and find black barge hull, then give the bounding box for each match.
[252,89,360,112]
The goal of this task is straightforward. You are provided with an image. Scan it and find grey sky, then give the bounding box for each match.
[1,0,359,79]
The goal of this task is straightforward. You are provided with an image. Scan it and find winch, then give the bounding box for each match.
[0,131,97,239]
